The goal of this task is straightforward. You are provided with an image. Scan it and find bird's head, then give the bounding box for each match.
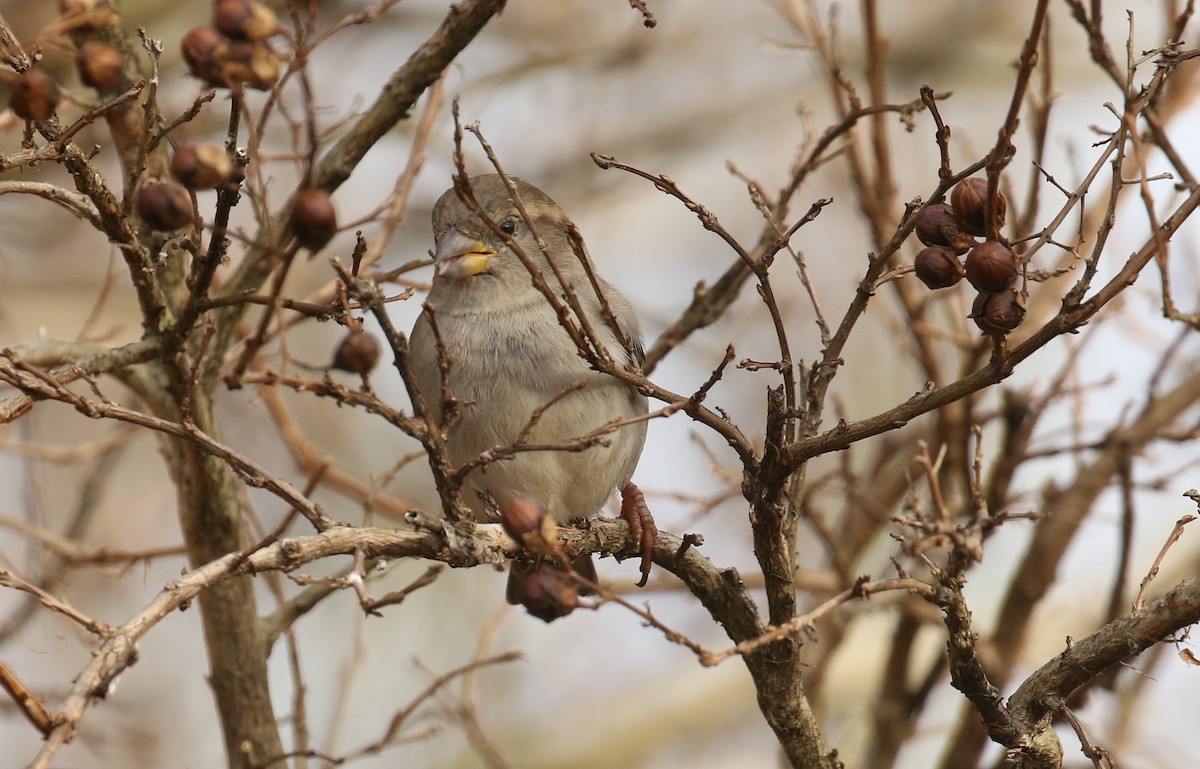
[429,174,581,292]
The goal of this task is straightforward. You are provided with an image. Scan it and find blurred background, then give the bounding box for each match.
[2,1,1199,767]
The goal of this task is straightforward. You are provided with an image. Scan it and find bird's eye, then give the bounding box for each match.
[499,217,517,235]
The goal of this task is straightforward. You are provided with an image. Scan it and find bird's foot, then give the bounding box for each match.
[619,481,657,587]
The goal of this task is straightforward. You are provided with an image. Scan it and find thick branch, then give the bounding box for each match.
[1008,577,1200,726]
[312,0,507,192]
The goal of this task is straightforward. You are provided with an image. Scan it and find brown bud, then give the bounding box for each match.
[171,144,235,190]
[964,240,1017,292]
[952,177,1007,237]
[500,497,561,558]
[500,497,547,541]
[331,331,381,375]
[971,289,1025,336]
[913,246,964,290]
[914,203,975,254]
[221,39,281,91]
[8,69,61,122]
[507,563,578,623]
[136,181,194,231]
[76,41,125,90]
[291,188,337,251]
[214,0,279,41]
[181,27,230,87]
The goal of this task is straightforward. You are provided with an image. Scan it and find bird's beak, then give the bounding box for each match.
[434,226,495,279]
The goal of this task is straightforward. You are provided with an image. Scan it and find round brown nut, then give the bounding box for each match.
[9,69,61,121]
[291,188,337,251]
[76,41,125,90]
[181,26,230,87]
[964,240,1017,292]
[952,177,1007,237]
[971,289,1025,336]
[500,497,548,541]
[330,331,381,375]
[913,246,964,290]
[171,144,235,190]
[136,181,194,231]
[507,563,578,623]
[214,0,279,41]
[221,39,280,91]
[914,203,975,254]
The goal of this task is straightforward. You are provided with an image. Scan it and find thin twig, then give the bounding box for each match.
[1133,512,1196,612]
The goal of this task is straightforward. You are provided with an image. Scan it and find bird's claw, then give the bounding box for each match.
[620,482,657,587]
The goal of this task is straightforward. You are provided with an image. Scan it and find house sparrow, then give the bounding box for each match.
[409,174,656,600]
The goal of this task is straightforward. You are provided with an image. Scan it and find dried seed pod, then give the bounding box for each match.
[952,177,1007,236]
[221,39,280,90]
[171,143,235,190]
[76,41,125,90]
[500,497,548,541]
[136,181,194,231]
[914,203,975,254]
[181,26,230,87]
[964,240,1017,292]
[291,188,337,251]
[971,289,1025,336]
[913,246,964,290]
[331,331,381,375]
[8,69,61,121]
[500,497,564,558]
[214,0,279,41]
[507,562,578,623]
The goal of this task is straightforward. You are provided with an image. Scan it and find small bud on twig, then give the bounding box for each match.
[970,289,1025,336]
[964,241,1017,293]
[330,331,381,375]
[507,562,579,623]
[291,188,337,251]
[136,181,193,231]
[914,203,975,254]
[914,246,964,290]
[214,0,280,41]
[171,144,235,190]
[8,69,61,121]
[952,177,1007,237]
[76,42,125,90]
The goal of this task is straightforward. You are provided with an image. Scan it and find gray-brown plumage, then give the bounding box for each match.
[409,174,654,591]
